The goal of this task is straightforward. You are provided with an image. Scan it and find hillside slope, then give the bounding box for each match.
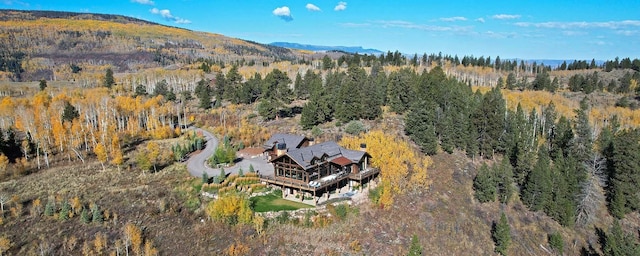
[0,10,298,81]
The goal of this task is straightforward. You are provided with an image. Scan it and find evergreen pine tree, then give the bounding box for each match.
[166,88,177,101]
[521,146,552,211]
[59,201,70,220]
[219,167,226,181]
[195,79,212,109]
[550,149,579,226]
[44,200,54,217]
[472,87,506,158]
[249,164,255,173]
[571,97,594,165]
[405,101,438,155]
[604,219,640,255]
[506,73,517,90]
[492,212,511,255]
[39,79,47,91]
[466,122,479,159]
[153,79,169,97]
[300,99,320,129]
[473,163,496,203]
[91,204,103,223]
[496,158,514,205]
[61,101,80,124]
[134,84,147,97]
[386,68,414,113]
[609,129,640,219]
[202,172,209,184]
[103,68,115,88]
[81,207,91,224]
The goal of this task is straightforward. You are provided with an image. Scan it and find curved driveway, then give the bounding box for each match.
[186,128,274,178]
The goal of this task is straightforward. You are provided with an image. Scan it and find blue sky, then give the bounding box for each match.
[2,0,639,60]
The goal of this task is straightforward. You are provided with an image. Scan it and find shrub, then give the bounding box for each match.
[548,232,564,254]
[206,192,253,225]
[276,211,290,224]
[185,197,201,212]
[344,120,365,135]
[327,204,349,220]
[368,185,382,204]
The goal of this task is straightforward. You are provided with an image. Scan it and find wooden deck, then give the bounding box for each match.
[259,168,379,193]
[348,168,380,180]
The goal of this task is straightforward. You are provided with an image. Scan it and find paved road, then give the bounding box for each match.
[186,128,274,178]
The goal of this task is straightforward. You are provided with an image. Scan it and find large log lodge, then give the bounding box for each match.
[260,134,379,204]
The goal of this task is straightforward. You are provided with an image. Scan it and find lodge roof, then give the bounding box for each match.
[277,141,369,170]
[263,133,308,150]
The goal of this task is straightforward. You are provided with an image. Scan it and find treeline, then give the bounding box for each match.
[493,68,640,99]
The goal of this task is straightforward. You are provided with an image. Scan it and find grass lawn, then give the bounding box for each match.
[251,192,314,212]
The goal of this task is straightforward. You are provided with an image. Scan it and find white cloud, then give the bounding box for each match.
[273,6,293,21]
[306,3,321,12]
[374,20,472,33]
[334,2,347,11]
[515,20,640,29]
[476,18,485,23]
[485,31,517,38]
[2,0,28,6]
[616,30,640,36]
[440,16,467,22]
[175,18,191,24]
[150,8,191,24]
[562,30,587,36]
[340,22,371,28]
[492,14,521,20]
[132,0,154,5]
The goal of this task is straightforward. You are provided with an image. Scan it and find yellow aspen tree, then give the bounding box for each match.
[340,130,432,207]
[70,196,82,215]
[93,232,107,255]
[0,154,8,175]
[146,141,160,173]
[51,116,66,153]
[30,198,42,217]
[94,143,108,171]
[123,222,142,256]
[110,136,123,169]
[0,235,12,256]
[226,242,250,256]
[82,241,92,256]
[144,240,158,256]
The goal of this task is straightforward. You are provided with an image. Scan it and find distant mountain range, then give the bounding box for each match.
[269,42,384,54]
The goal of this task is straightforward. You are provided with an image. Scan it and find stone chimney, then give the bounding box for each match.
[276,142,287,156]
[308,137,315,146]
[360,143,367,152]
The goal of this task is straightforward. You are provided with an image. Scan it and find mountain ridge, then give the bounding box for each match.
[270,42,384,54]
